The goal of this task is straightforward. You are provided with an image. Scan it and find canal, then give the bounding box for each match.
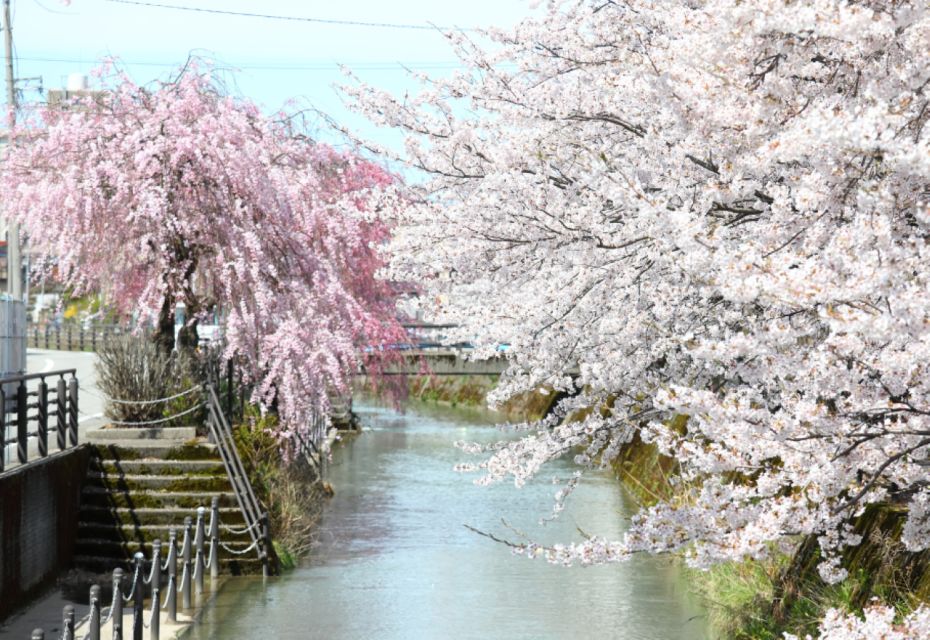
[187,399,707,640]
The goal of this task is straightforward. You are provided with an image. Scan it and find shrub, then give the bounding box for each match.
[96,335,177,424]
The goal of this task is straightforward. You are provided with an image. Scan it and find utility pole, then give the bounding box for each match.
[2,0,21,300]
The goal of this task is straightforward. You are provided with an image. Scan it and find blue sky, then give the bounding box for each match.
[4,0,535,148]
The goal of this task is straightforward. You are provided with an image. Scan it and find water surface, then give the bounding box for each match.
[188,400,707,640]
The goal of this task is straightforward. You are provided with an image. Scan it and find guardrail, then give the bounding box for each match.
[27,324,127,352]
[28,500,234,640]
[0,369,79,471]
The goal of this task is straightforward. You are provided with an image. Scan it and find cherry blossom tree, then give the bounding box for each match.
[0,65,407,436]
[344,0,930,592]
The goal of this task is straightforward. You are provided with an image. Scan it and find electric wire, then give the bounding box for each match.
[103,0,476,31]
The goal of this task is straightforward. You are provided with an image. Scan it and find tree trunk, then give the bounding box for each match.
[153,293,176,356]
[177,317,200,352]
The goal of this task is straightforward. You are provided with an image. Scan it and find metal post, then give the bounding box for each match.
[68,376,79,446]
[226,359,233,421]
[16,380,27,464]
[88,584,101,640]
[92,327,97,351]
[194,507,205,595]
[150,540,161,640]
[80,327,85,351]
[57,378,67,450]
[55,327,60,350]
[132,552,143,640]
[37,380,48,458]
[67,325,73,350]
[261,511,271,578]
[181,516,192,610]
[63,604,75,640]
[111,568,124,640]
[44,326,49,349]
[0,388,5,472]
[209,497,220,580]
[165,528,177,623]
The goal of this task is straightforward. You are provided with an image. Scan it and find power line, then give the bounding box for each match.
[16,54,477,72]
[103,0,476,32]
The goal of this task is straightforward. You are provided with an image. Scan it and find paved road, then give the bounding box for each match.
[1,349,106,468]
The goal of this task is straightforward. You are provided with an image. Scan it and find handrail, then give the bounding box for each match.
[0,369,79,471]
[204,383,271,575]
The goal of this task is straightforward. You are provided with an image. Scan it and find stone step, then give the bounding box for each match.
[85,426,198,442]
[76,521,254,544]
[90,442,221,461]
[75,538,259,562]
[85,472,232,492]
[81,487,239,510]
[90,459,227,477]
[78,505,247,527]
[72,553,264,576]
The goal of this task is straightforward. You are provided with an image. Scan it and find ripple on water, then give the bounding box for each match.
[186,399,707,640]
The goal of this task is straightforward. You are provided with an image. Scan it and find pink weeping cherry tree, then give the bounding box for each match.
[0,65,409,437]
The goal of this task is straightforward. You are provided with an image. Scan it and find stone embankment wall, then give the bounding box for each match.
[0,446,91,621]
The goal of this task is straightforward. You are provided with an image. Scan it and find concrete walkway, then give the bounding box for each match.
[0,577,226,639]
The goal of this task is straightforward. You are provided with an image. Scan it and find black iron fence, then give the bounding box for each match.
[0,369,79,471]
[28,499,265,640]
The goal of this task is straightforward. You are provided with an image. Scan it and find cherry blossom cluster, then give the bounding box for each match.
[0,67,407,440]
[344,0,930,587]
[784,605,930,640]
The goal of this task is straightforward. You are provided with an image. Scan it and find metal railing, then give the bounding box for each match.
[0,369,79,471]
[204,384,272,576]
[27,324,127,353]
[29,500,230,640]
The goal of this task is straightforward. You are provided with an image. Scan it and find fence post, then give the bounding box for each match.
[67,325,73,350]
[88,584,101,640]
[111,568,124,640]
[181,516,192,610]
[150,540,161,640]
[133,552,144,640]
[210,497,220,580]
[261,511,271,578]
[0,388,5,472]
[44,325,49,349]
[166,528,177,623]
[16,380,27,464]
[37,380,48,458]
[55,327,60,350]
[63,604,75,640]
[68,376,79,447]
[57,378,67,450]
[79,327,85,351]
[226,359,233,421]
[194,507,205,595]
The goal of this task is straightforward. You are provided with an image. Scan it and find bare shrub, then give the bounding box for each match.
[96,335,176,424]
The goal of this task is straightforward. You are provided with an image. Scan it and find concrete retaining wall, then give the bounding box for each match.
[0,445,91,621]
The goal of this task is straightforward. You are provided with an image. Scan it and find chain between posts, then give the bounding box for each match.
[30,503,244,640]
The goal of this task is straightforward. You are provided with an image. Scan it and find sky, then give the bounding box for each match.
[3,0,536,149]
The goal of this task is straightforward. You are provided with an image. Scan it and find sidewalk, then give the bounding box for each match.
[0,575,227,639]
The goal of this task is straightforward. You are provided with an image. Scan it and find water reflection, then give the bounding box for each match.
[187,400,707,640]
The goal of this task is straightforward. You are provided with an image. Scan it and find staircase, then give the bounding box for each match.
[74,427,263,575]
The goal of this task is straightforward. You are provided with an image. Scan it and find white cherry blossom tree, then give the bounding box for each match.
[344,0,930,592]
